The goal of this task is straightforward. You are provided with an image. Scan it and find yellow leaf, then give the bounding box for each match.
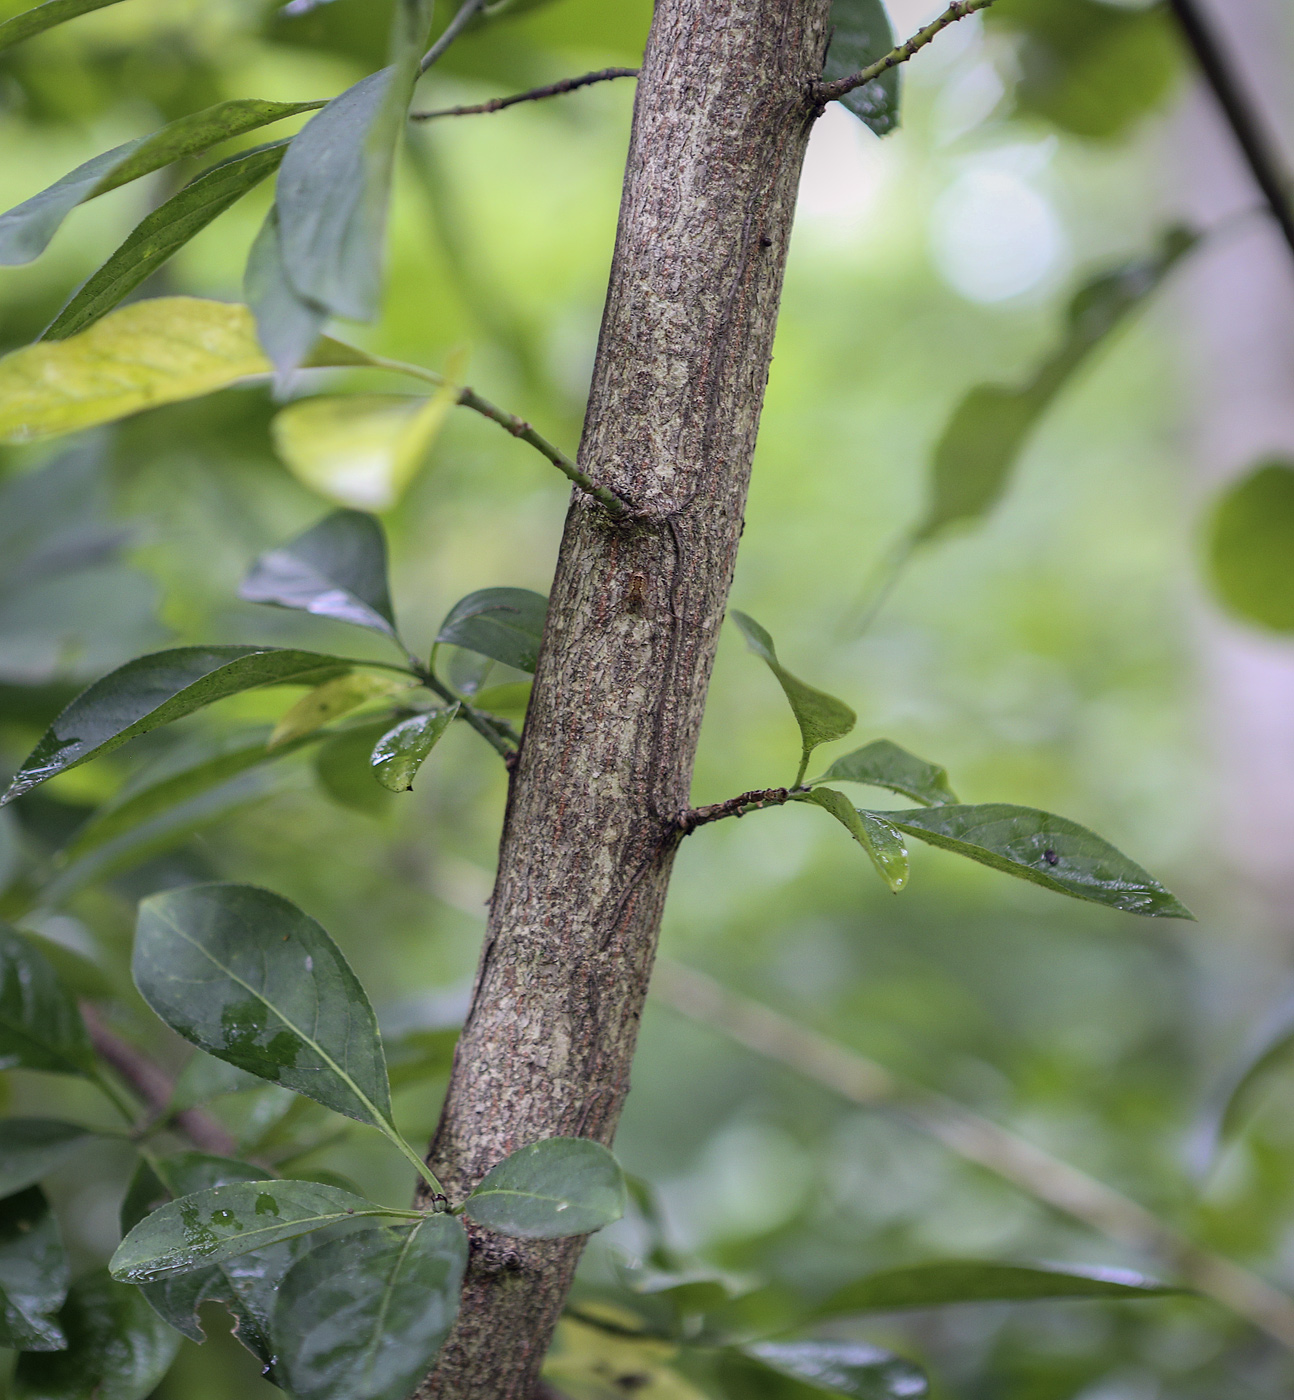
[269,672,409,750]
[542,1319,706,1400]
[271,348,468,511]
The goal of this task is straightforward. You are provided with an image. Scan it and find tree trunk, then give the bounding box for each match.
[415,0,832,1395]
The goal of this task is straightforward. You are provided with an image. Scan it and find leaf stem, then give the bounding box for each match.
[382,1122,447,1199]
[815,0,999,106]
[410,67,639,121]
[419,0,488,75]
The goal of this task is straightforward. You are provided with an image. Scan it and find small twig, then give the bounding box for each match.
[419,0,488,75]
[815,0,998,106]
[1167,0,1294,263]
[651,961,1294,1352]
[676,787,794,835]
[411,67,639,122]
[81,1002,239,1157]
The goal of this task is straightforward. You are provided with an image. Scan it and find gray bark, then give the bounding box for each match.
[415,0,832,1395]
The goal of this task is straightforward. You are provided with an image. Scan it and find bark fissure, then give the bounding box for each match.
[416,2,832,1395]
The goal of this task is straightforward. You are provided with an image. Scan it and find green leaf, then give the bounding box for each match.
[270,673,409,749]
[273,1214,467,1400]
[240,509,399,639]
[0,0,128,53]
[270,389,459,512]
[730,612,855,777]
[0,297,377,445]
[812,1261,1181,1318]
[0,926,95,1076]
[437,588,548,674]
[822,0,899,136]
[916,229,1197,542]
[798,789,908,894]
[0,100,321,267]
[882,805,1193,919]
[0,1120,97,1197]
[1,646,352,805]
[737,1341,927,1399]
[245,206,328,380]
[810,739,957,807]
[133,883,395,1129]
[315,719,398,815]
[464,1138,627,1240]
[385,1028,459,1090]
[0,1187,69,1351]
[1195,998,1294,1159]
[110,1180,407,1285]
[43,144,289,341]
[1207,460,1294,633]
[371,707,458,792]
[12,1269,180,1400]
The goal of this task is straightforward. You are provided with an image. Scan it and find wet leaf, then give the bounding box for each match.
[371,707,458,792]
[0,100,320,267]
[737,1340,927,1399]
[882,805,1193,918]
[240,509,399,639]
[270,388,459,512]
[810,739,957,807]
[798,789,908,893]
[823,0,899,136]
[731,612,855,775]
[0,0,128,52]
[2,646,352,805]
[270,673,409,749]
[0,926,95,1076]
[44,144,289,341]
[0,1119,97,1197]
[812,1261,1182,1318]
[916,229,1196,542]
[12,1269,180,1400]
[134,883,395,1128]
[0,1187,68,1351]
[437,588,548,674]
[110,1179,405,1285]
[464,1138,626,1240]
[273,1213,467,1400]
[1207,460,1294,633]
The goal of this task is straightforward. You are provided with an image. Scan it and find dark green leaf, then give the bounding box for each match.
[0,1120,97,1197]
[0,926,95,1076]
[0,0,128,53]
[882,805,1193,918]
[273,1214,467,1400]
[811,739,957,807]
[1,646,351,805]
[437,588,548,674]
[315,719,398,814]
[0,1187,68,1351]
[169,1053,264,1113]
[739,1341,927,1399]
[43,144,288,341]
[464,1137,626,1240]
[241,510,399,639]
[813,1261,1180,1318]
[916,229,1197,542]
[110,1179,406,1285]
[731,612,855,775]
[12,1269,180,1400]
[0,100,321,267]
[1207,460,1294,633]
[371,707,458,792]
[822,0,899,136]
[133,883,394,1128]
[245,207,328,380]
[385,1028,459,1090]
[798,789,908,894]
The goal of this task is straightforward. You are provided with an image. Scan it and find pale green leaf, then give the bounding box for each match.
[1207,460,1294,632]
[270,672,409,749]
[0,0,128,52]
[799,788,909,893]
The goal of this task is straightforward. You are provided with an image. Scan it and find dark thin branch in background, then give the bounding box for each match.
[1167,0,1294,260]
[411,67,639,122]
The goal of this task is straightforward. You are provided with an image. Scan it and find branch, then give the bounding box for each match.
[815,0,998,106]
[651,961,1294,1352]
[1167,0,1294,262]
[677,787,794,834]
[81,1002,239,1157]
[411,67,639,122]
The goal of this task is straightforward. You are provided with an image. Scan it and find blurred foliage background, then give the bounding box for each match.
[3,0,1294,1395]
